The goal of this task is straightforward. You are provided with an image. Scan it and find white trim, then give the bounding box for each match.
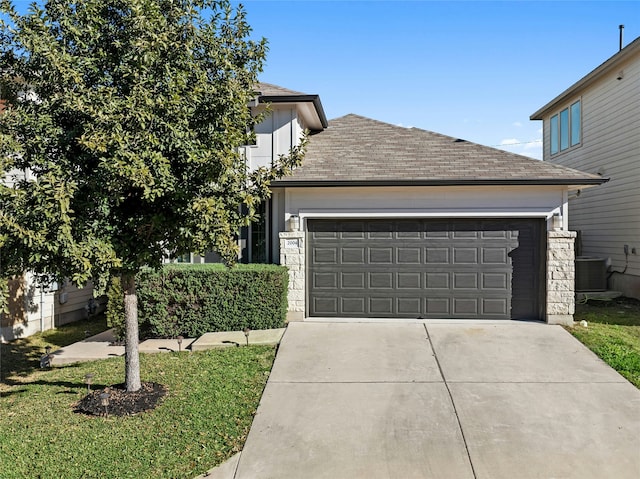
[298,208,558,221]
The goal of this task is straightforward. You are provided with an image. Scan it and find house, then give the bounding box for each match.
[231,83,606,325]
[530,36,640,300]
[0,103,98,342]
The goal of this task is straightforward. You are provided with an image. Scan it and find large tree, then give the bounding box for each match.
[0,0,305,391]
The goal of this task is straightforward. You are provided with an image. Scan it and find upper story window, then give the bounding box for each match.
[550,100,581,155]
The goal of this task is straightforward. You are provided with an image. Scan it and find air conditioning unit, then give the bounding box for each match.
[575,257,607,292]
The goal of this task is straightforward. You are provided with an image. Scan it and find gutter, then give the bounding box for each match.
[272,178,609,188]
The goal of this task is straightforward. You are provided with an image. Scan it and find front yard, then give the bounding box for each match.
[0,318,275,479]
[1,297,639,478]
[570,296,640,388]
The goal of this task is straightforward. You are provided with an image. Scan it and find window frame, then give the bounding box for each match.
[549,98,581,156]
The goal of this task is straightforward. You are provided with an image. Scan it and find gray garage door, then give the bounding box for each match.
[308,219,543,319]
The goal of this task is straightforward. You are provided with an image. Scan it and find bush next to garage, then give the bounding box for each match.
[107,264,289,338]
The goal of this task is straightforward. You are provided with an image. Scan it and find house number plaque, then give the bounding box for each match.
[285,239,299,249]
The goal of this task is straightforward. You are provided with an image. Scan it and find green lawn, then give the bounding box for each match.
[0,320,275,479]
[570,296,640,388]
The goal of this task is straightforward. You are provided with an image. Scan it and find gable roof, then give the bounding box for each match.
[273,114,606,187]
[531,36,640,120]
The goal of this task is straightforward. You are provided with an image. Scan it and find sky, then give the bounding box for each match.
[235,0,639,159]
[6,1,639,159]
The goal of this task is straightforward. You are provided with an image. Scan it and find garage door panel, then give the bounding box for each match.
[369,248,393,264]
[397,248,421,264]
[370,297,393,314]
[398,272,421,289]
[308,219,541,319]
[482,273,508,290]
[340,221,366,239]
[369,272,393,288]
[482,247,508,264]
[453,273,478,289]
[341,272,365,289]
[313,248,338,264]
[482,298,509,315]
[341,248,365,264]
[426,247,449,263]
[313,297,338,315]
[313,272,337,289]
[342,298,365,315]
[368,222,394,238]
[426,272,449,289]
[397,298,422,315]
[426,297,450,315]
[453,248,478,264]
[453,298,479,315]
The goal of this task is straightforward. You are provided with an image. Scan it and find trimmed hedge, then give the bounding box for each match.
[107,264,289,339]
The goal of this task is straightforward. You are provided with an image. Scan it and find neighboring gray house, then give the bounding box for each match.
[223,83,604,324]
[531,36,640,300]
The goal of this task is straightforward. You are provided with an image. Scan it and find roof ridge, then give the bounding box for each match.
[280,112,604,185]
[328,113,546,163]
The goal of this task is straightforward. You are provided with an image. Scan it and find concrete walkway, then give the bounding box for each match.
[203,321,640,479]
[50,328,284,365]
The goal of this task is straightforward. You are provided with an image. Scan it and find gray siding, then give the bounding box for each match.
[542,53,640,286]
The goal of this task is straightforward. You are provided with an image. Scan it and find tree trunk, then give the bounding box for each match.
[122,273,141,392]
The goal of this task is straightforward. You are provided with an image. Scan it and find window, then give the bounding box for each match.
[249,202,267,263]
[175,252,191,263]
[550,100,581,155]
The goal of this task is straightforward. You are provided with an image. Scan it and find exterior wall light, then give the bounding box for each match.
[288,215,300,232]
[552,213,563,231]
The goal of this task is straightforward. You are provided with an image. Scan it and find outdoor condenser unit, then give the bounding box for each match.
[575,257,607,292]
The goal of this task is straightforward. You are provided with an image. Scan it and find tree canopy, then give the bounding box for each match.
[0,0,306,390]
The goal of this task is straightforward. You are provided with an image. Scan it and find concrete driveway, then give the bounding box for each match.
[215,322,640,479]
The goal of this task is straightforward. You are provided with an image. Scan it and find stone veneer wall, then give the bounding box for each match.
[546,230,577,325]
[279,231,305,321]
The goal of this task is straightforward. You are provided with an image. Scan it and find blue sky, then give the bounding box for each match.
[7,1,639,159]
[238,0,639,159]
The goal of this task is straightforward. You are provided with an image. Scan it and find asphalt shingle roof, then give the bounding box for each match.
[256,82,307,96]
[275,114,604,186]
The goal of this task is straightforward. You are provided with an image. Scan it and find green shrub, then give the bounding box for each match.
[107,264,289,339]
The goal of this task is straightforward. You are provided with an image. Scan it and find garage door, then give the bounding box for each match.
[308,219,543,319]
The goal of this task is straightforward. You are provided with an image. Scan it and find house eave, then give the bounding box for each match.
[272,178,609,188]
[530,36,640,120]
[259,94,328,131]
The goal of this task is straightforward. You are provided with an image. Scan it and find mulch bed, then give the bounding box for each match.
[74,382,167,417]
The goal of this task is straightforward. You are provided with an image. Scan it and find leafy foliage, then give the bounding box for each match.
[0,0,305,390]
[107,264,288,338]
[0,0,306,306]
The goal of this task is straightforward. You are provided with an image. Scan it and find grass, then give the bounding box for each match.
[1,315,109,380]
[569,296,640,388]
[0,319,276,479]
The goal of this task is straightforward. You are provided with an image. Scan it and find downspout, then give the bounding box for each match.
[40,285,44,333]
